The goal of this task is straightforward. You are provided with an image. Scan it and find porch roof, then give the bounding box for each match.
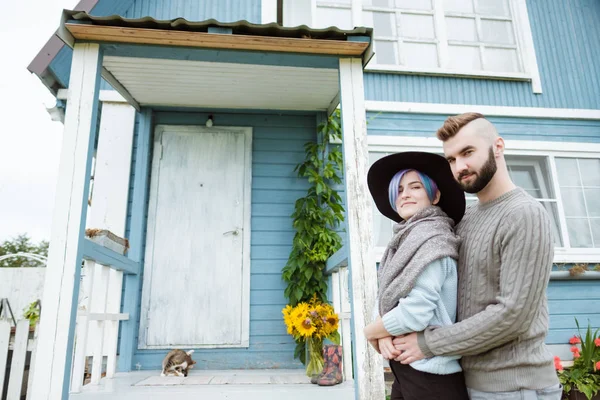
[54,10,373,111]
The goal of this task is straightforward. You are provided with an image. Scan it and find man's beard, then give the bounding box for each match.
[457,147,497,194]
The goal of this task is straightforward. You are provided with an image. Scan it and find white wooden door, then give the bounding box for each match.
[139,125,251,349]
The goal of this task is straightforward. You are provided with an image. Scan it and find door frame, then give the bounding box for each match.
[138,124,252,349]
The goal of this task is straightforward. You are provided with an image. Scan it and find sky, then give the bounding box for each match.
[0,0,79,244]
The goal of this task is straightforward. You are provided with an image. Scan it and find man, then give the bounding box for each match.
[392,113,561,399]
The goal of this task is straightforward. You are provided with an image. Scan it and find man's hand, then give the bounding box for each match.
[392,332,426,364]
[378,337,401,360]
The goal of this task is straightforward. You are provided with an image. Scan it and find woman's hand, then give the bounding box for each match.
[379,336,401,360]
[368,338,381,353]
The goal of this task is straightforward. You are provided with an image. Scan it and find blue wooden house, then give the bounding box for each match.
[25,0,600,399]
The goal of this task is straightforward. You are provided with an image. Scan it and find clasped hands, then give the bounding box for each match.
[364,317,425,365]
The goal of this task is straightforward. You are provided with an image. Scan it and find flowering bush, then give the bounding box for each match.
[556,319,600,399]
[282,294,340,377]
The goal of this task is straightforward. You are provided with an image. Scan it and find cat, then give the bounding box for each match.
[161,349,197,377]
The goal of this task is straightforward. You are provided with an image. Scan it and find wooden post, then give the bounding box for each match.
[7,320,29,400]
[338,58,384,400]
[29,43,103,400]
[117,108,153,372]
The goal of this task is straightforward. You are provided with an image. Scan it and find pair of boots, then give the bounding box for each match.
[310,345,343,386]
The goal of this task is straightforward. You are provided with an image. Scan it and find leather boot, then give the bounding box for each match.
[317,345,343,386]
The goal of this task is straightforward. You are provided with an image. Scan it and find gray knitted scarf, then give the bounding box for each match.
[378,206,461,315]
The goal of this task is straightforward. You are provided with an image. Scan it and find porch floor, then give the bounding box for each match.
[70,370,355,400]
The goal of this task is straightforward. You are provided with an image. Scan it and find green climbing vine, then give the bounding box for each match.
[281,110,345,362]
[282,110,345,301]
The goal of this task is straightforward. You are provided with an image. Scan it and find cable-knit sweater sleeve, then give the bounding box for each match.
[418,202,553,357]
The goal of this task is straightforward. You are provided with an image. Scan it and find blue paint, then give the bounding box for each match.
[82,239,140,274]
[207,27,233,34]
[364,0,600,109]
[117,109,317,370]
[61,46,104,400]
[366,112,600,143]
[102,44,339,69]
[547,281,600,344]
[347,36,370,42]
[90,0,137,17]
[117,108,153,372]
[123,0,261,23]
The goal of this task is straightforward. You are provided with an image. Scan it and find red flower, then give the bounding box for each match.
[569,336,581,344]
[596,361,600,371]
[570,346,579,353]
[573,350,581,359]
[554,356,564,371]
[595,338,600,347]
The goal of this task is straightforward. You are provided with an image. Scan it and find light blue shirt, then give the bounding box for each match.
[378,256,462,375]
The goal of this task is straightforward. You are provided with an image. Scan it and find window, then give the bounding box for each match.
[369,148,600,262]
[276,0,542,92]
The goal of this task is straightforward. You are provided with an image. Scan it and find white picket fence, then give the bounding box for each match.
[0,320,38,400]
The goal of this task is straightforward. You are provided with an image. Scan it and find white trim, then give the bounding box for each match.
[261,0,278,24]
[368,135,600,263]
[365,65,531,81]
[30,43,102,400]
[339,58,385,400]
[58,89,128,104]
[512,0,543,93]
[139,125,252,350]
[365,101,600,120]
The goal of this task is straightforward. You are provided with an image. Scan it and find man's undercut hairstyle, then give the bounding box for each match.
[436,112,486,141]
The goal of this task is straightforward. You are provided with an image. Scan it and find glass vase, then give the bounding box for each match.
[305,337,324,379]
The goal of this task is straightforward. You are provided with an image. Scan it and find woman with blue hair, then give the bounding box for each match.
[363,151,468,400]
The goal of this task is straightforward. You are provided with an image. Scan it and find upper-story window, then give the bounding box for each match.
[274,0,542,92]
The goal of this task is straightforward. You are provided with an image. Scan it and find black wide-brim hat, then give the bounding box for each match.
[367,151,466,225]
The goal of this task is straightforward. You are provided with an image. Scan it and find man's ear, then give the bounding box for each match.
[432,190,441,205]
[494,137,505,157]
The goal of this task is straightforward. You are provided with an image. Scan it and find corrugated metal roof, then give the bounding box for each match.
[64,10,373,42]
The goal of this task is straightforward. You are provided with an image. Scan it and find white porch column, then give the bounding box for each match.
[29,43,103,400]
[338,58,385,400]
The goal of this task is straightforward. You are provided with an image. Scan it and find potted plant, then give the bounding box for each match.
[282,294,340,379]
[555,319,600,400]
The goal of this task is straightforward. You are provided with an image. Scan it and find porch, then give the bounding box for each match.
[29,10,383,400]
[69,370,355,400]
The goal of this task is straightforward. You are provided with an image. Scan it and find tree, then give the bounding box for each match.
[0,234,48,268]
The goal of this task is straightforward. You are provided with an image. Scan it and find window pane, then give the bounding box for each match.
[561,188,588,217]
[484,48,519,72]
[362,11,396,36]
[395,0,432,10]
[476,0,510,17]
[315,7,353,29]
[403,42,438,68]
[540,202,564,246]
[448,45,481,70]
[591,219,600,248]
[555,158,582,186]
[510,166,541,198]
[584,188,600,217]
[374,40,398,64]
[446,17,477,42]
[579,159,600,187]
[481,20,515,44]
[400,14,436,39]
[566,218,593,248]
[506,156,555,198]
[444,0,474,13]
[364,0,393,6]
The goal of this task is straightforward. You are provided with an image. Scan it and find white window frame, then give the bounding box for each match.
[267,0,543,93]
[368,135,600,263]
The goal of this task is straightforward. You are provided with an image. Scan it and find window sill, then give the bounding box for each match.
[365,64,532,82]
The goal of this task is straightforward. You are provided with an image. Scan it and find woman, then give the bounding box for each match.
[363,151,468,400]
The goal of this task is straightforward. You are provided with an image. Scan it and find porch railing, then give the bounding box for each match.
[325,246,353,380]
[0,319,38,400]
[70,239,140,393]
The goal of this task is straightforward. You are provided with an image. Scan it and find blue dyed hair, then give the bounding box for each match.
[388,169,439,212]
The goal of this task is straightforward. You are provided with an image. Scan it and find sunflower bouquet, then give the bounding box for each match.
[282,294,340,377]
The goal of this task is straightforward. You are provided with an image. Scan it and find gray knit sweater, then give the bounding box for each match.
[417,188,559,392]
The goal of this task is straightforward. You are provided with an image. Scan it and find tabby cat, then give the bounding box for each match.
[161,349,197,377]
